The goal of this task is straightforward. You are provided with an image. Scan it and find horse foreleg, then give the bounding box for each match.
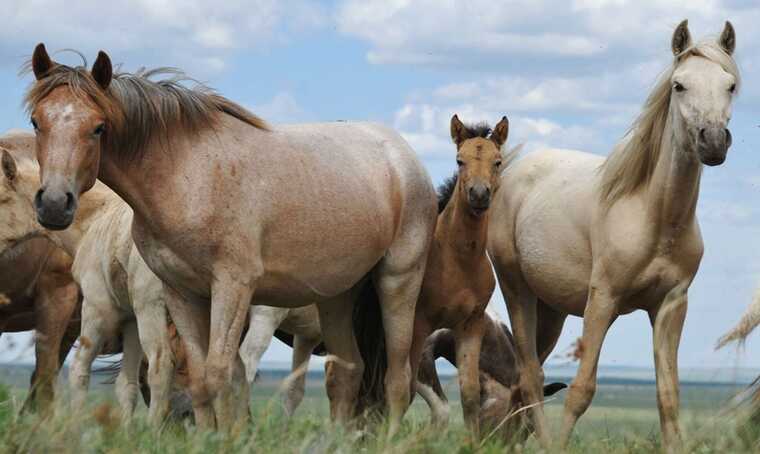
[23,273,79,413]
[163,285,215,428]
[70,297,119,412]
[318,292,364,424]
[240,306,288,385]
[558,285,618,448]
[133,297,174,426]
[416,328,451,427]
[455,314,486,439]
[206,271,256,431]
[650,285,687,453]
[115,320,143,422]
[283,334,318,417]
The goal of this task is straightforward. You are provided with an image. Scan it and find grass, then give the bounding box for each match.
[1,376,759,453]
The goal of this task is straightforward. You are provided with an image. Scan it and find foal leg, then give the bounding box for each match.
[416,330,452,427]
[454,313,486,438]
[317,292,364,423]
[650,285,688,453]
[558,284,618,448]
[163,286,215,428]
[115,320,143,422]
[240,306,289,385]
[283,334,318,417]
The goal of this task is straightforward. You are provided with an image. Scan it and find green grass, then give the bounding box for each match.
[1,377,759,453]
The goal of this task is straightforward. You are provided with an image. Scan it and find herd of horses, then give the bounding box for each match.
[0,18,755,451]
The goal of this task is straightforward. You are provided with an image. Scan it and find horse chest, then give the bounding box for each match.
[421,256,494,328]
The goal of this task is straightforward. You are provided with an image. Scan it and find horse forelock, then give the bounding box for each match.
[598,39,740,208]
[22,56,269,162]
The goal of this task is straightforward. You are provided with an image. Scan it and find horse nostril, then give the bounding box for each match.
[725,129,732,147]
[34,189,44,208]
[65,192,75,212]
[699,128,706,141]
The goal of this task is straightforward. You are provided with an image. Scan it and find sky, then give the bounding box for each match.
[2,0,760,371]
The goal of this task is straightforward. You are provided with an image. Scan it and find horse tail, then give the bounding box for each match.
[352,277,388,416]
[717,287,760,349]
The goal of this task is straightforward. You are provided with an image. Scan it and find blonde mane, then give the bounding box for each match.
[599,40,740,207]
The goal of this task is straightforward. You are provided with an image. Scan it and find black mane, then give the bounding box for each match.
[437,173,458,214]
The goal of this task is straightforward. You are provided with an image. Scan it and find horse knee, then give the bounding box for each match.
[567,381,596,415]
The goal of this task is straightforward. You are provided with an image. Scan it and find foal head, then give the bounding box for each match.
[669,20,739,166]
[25,44,119,230]
[449,114,509,217]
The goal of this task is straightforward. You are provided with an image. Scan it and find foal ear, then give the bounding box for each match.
[491,116,509,148]
[451,114,472,146]
[91,51,113,90]
[32,43,55,80]
[1,150,17,182]
[672,19,692,56]
[719,21,736,55]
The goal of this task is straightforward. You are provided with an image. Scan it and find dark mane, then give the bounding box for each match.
[437,173,458,214]
[22,59,269,161]
[463,122,492,139]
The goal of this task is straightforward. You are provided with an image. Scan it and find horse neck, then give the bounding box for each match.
[645,115,703,229]
[437,187,489,260]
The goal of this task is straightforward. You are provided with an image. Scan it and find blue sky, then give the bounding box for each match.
[2,1,760,370]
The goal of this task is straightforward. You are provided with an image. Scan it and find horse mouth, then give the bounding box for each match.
[37,218,72,231]
[470,205,489,217]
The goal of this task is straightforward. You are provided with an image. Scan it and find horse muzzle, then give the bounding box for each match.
[697,127,731,167]
[34,186,77,230]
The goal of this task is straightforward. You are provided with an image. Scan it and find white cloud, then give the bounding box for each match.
[0,1,327,75]
[250,92,310,124]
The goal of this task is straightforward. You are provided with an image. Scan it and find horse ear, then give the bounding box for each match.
[491,116,509,148]
[719,21,736,55]
[32,43,54,80]
[91,51,113,90]
[451,114,471,146]
[1,150,17,182]
[672,19,692,56]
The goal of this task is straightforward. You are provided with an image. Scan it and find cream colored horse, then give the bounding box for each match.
[488,21,739,451]
[0,141,250,425]
[25,48,436,431]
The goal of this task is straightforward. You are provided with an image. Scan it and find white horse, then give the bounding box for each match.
[487,20,739,451]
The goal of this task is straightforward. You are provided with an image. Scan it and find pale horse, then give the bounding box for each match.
[487,20,739,451]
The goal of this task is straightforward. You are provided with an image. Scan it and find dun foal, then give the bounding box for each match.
[408,114,510,437]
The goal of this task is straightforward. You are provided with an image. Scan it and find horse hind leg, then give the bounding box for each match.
[283,334,318,417]
[493,266,551,448]
[133,298,174,426]
[317,291,364,424]
[240,306,289,385]
[373,220,432,437]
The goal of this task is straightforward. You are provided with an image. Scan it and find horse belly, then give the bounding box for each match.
[516,217,591,317]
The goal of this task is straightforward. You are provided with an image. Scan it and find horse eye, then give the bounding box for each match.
[729,83,736,93]
[93,123,106,136]
[456,159,464,167]
[673,82,685,93]
[30,118,38,131]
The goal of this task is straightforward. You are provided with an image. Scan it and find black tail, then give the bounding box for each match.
[352,278,388,416]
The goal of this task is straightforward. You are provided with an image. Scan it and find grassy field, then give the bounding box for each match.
[1,366,759,453]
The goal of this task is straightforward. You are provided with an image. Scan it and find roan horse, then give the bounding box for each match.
[487,20,739,450]
[25,46,436,431]
[0,140,235,424]
[0,130,80,413]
